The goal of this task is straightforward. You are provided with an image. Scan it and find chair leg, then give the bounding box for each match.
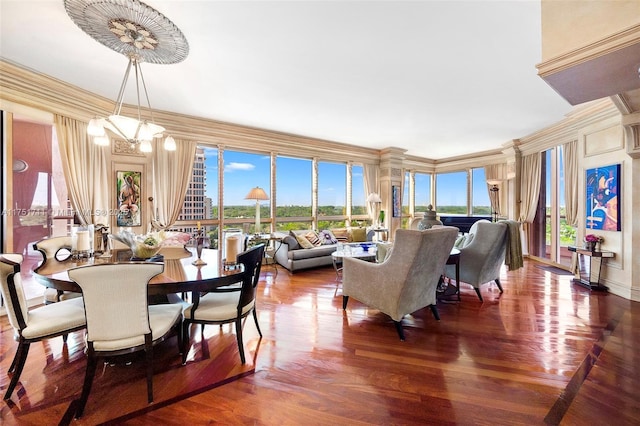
[495,278,504,293]
[62,333,68,343]
[342,295,349,310]
[429,304,440,321]
[235,318,246,364]
[252,309,262,337]
[75,346,98,418]
[474,287,483,301]
[4,341,30,400]
[181,321,190,364]
[393,320,405,341]
[144,334,154,403]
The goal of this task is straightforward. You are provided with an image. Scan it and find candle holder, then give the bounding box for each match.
[71,224,95,259]
[192,230,208,266]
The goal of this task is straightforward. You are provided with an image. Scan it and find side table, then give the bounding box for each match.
[567,246,614,291]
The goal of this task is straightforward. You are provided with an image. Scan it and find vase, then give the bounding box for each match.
[192,234,208,265]
[585,241,596,252]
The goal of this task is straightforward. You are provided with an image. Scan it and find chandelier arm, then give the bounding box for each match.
[137,60,157,125]
[113,57,134,116]
[133,58,143,125]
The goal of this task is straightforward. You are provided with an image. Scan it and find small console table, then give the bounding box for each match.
[568,246,615,291]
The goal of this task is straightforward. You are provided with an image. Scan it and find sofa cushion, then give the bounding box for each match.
[331,228,349,242]
[348,227,367,242]
[304,230,322,246]
[295,234,315,249]
[318,230,338,245]
[289,244,337,260]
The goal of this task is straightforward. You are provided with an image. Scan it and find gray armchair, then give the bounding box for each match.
[444,221,508,301]
[342,227,458,340]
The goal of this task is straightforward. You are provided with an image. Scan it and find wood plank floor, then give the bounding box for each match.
[2,259,639,424]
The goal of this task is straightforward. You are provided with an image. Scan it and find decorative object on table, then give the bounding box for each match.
[378,209,385,227]
[94,225,109,254]
[487,179,502,222]
[585,164,620,231]
[64,0,188,153]
[584,234,604,252]
[245,186,269,235]
[192,221,208,266]
[418,204,443,230]
[223,228,244,268]
[111,230,165,260]
[116,171,141,226]
[71,224,95,258]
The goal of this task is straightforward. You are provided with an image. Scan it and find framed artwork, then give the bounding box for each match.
[116,170,141,227]
[392,185,401,218]
[585,164,620,231]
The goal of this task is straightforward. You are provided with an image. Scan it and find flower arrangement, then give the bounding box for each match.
[584,234,604,243]
[112,230,165,259]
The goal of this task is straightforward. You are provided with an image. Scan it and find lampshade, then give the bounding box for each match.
[245,187,269,201]
[366,192,382,203]
[486,179,503,186]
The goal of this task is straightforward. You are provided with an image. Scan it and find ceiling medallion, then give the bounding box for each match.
[64,0,188,64]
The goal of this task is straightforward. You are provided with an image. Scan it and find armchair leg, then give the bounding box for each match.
[75,346,98,418]
[235,319,246,364]
[429,304,440,321]
[474,287,483,301]
[342,296,349,310]
[495,278,504,293]
[181,321,190,364]
[393,321,405,341]
[144,334,154,403]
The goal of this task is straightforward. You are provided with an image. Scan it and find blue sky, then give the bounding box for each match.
[203,147,494,207]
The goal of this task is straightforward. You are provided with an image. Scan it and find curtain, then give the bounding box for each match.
[55,115,109,225]
[518,152,541,223]
[363,163,379,220]
[151,139,198,230]
[563,140,579,227]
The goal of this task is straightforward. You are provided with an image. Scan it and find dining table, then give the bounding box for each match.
[33,247,246,303]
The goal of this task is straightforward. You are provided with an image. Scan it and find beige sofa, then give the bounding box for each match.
[274,228,373,272]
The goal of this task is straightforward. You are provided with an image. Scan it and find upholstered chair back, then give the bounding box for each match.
[68,263,163,346]
[456,221,508,286]
[0,254,28,331]
[33,236,72,261]
[343,227,457,322]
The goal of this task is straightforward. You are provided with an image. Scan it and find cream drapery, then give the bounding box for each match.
[562,140,579,227]
[363,163,379,220]
[518,153,541,223]
[151,139,198,230]
[54,115,109,225]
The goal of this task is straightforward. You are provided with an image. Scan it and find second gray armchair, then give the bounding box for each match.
[342,227,458,340]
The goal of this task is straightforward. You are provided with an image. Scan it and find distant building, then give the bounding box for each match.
[178,147,206,229]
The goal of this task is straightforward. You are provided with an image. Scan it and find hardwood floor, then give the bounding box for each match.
[2,260,639,424]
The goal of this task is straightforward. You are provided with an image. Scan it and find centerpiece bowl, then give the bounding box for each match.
[112,231,163,260]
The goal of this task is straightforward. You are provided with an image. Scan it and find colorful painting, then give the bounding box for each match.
[117,171,141,227]
[392,185,401,218]
[586,164,620,231]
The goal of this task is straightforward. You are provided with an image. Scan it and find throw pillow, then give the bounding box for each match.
[331,228,349,242]
[318,229,338,245]
[295,234,315,249]
[304,230,322,247]
[349,227,367,243]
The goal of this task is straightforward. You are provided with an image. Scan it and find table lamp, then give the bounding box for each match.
[245,186,269,234]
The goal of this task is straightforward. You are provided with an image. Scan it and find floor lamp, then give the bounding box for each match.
[487,179,502,222]
[245,187,269,235]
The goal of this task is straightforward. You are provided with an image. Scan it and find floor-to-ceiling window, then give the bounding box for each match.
[317,161,346,229]
[275,155,312,231]
[436,171,468,214]
[471,167,491,216]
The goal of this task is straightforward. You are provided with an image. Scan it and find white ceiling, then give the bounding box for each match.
[0,0,573,160]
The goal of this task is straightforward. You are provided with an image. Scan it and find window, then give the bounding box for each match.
[351,164,366,219]
[276,155,312,231]
[223,150,270,234]
[414,172,431,214]
[317,161,346,229]
[471,168,490,215]
[436,171,467,214]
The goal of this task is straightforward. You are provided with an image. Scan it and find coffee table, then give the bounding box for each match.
[331,246,377,278]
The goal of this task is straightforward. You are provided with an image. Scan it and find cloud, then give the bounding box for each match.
[225,162,255,172]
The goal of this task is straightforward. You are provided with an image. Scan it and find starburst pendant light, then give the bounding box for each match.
[64,0,189,152]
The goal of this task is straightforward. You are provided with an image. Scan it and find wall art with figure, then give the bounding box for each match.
[117,171,141,227]
[585,164,620,231]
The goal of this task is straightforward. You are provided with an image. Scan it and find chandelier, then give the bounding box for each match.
[64,0,189,152]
